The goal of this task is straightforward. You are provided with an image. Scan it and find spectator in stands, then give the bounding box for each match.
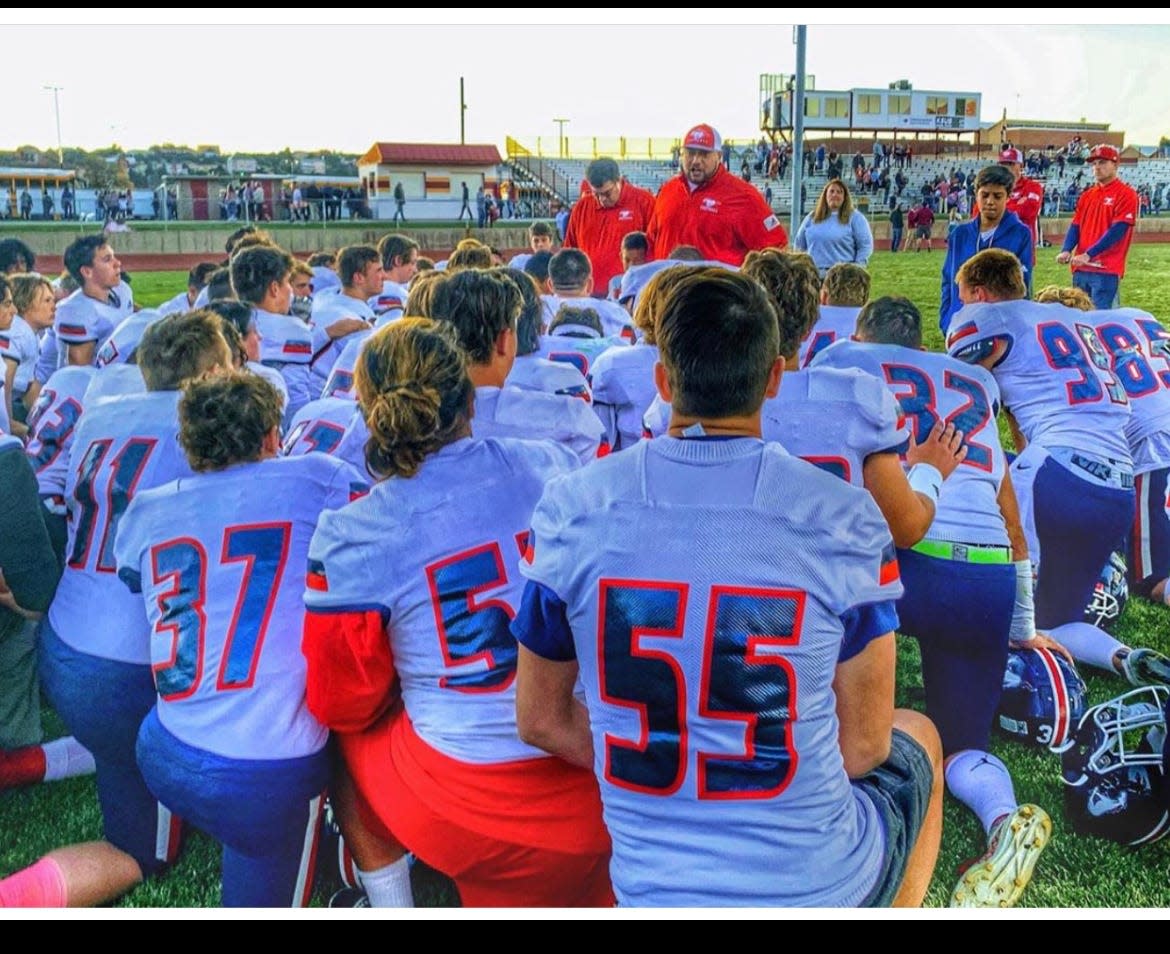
[793,179,874,278]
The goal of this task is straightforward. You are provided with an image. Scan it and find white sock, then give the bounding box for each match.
[945,750,1017,836]
[1049,621,1125,673]
[40,737,96,783]
[357,856,414,907]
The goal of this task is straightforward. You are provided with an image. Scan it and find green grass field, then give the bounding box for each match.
[3,246,1169,908]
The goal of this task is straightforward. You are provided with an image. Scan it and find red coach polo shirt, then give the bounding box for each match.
[564,180,656,294]
[647,166,787,266]
[1071,177,1138,277]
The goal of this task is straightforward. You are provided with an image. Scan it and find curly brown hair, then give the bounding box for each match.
[356,318,474,479]
[1034,284,1093,312]
[741,249,821,360]
[178,370,283,472]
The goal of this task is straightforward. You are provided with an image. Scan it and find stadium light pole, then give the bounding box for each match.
[790,26,807,237]
[44,85,64,165]
[553,118,570,158]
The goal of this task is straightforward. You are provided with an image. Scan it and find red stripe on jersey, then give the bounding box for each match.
[946,323,979,347]
[58,323,89,338]
[306,570,329,592]
[879,557,900,586]
[377,297,403,310]
[283,341,312,355]
[596,439,611,458]
[0,337,10,350]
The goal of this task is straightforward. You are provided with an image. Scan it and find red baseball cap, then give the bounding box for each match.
[998,147,1024,164]
[683,124,722,153]
[1088,144,1120,163]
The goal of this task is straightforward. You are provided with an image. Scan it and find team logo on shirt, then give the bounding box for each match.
[700,198,720,214]
[1104,197,1114,207]
[763,214,781,231]
[618,209,633,221]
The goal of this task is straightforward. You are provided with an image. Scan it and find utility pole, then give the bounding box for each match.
[553,117,570,158]
[44,85,64,165]
[460,76,467,145]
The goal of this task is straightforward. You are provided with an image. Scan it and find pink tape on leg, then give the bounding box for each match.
[0,856,69,907]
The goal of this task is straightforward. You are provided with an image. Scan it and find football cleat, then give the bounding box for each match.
[1118,647,1170,688]
[327,887,370,908]
[950,804,1052,908]
[1084,550,1128,633]
[1061,686,1170,846]
[998,646,1087,750]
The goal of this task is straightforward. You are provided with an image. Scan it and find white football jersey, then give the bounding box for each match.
[760,366,908,487]
[1092,307,1170,473]
[308,294,374,384]
[535,329,629,380]
[95,310,164,368]
[116,454,356,760]
[814,339,1009,546]
[474,385,606,464]
[541,294,633,340]
[947,299,1132,463]
[85,364,147,403]
[505,354,591,403]
[25,365,96,498]
[0,315,39,395]
[588,342,660,452]
[321,331,372,400]
[282,396,359,458]
[48,390,194,664]
[254,307,314,421]
[54,286,133,364]
[798,304,862,369]
[156,290,193,316]
[370,280,409,325]
[305,437,578,763]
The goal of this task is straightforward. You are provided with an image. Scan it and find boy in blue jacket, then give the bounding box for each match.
[940,165,1033,333]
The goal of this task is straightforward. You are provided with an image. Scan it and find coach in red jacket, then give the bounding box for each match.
[647,124,787,266]
[564,157,655,296]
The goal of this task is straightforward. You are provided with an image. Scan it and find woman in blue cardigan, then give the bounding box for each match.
[793,179,874,277]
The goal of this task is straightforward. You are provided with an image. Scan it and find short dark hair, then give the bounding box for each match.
[524,250,553,284]
[855,295,923,349]
[205,267,235,302]
[528,221,555,240]
[0,238,36,274]
[549,305,603,337]
[337,245,381,287]
[137,310,231,391]
[230,245,294,305]
[621,231,649,253]
[204,299,254,341]
[956,249,1027,301]
[975,164,1015,191]
[741,249,820,360]
[378,233,419,270]
[428,268,521,364]
[179,370,283,472]
[62,235,108,285]
[548,249,592,292]
[668,245,703,261]
[500,268,543,355]
[307,251,336,268]
[188,262,220,290]
[585,158,620,188]
[656,268,779,419]
[225,225,266,256]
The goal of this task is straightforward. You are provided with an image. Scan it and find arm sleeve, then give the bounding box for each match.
[1061,223,1081,254]
[511,580,577,662]
[939,234,957,332]
[793,215,811,251]
[852,212,874,265]
[1085,221,1132,258]
[0,445,61,612]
